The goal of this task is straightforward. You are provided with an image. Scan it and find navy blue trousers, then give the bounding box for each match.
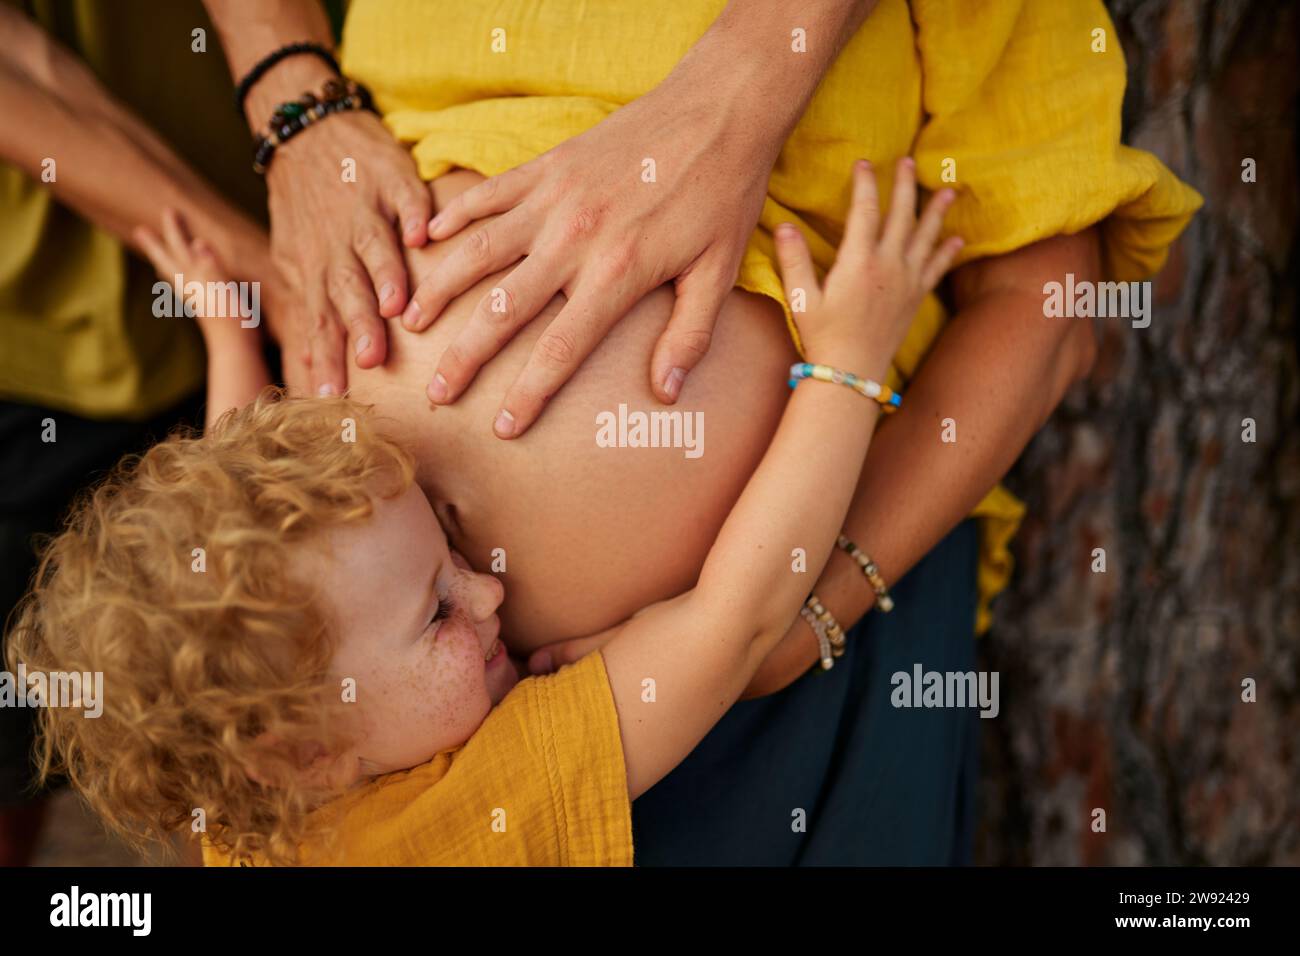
[631,518,981,865]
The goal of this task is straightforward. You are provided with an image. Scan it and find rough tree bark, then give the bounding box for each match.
[978,0,1299,865]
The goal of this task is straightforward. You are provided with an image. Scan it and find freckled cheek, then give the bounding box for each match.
[339,662,418,752]
[429,622,485,677]
[422,623,491,734]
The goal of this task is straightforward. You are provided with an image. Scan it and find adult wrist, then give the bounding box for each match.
[240,55,339,134]
[661,29,790,166]
[813,554,876,635]
[682,12,830,164]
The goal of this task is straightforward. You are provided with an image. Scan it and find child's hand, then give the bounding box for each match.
[134,209,271,427]
[775,157,963,378]
[133,209,249,339]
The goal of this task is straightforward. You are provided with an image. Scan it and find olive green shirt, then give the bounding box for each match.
[0,0,265,420]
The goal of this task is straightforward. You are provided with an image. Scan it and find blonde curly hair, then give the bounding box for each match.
[4,388,415,865]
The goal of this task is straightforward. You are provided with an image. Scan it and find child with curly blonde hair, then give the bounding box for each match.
[6,161,961,865]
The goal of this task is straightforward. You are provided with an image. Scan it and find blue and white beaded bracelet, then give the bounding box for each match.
[787,362,902,413]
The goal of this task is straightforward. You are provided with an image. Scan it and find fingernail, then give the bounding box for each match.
[428,214,444,236]
[355,335,371,357]
[529,650,552,674]
[494,408,515,438]
[777,223,796,240]
[429,373,448,402]
[318,383,337,397]
[378,283,395,307]
[663,367,686,402]
[403,299,422,330]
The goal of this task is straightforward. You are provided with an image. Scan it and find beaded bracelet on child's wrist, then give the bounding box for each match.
[787,362,902,413]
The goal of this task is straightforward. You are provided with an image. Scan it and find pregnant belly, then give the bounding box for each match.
[349,169,796,654]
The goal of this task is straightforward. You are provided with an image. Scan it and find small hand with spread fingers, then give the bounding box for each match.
[774,156,964,381]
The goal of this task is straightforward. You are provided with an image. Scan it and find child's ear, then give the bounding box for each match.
[246,733,345,790]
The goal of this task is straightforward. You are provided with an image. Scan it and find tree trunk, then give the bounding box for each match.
[978,0,1300,866]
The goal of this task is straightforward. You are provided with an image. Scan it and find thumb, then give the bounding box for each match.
[651,267,730,404]
[527,633,614,675]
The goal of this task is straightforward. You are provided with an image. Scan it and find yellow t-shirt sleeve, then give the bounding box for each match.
[910,0,1204,279]
[243,652,633,867]
[432,651,634,866]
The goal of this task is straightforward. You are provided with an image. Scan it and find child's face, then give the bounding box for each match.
[296,483,517,783]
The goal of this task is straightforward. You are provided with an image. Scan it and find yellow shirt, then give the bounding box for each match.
[340,0,1203,634]
[203,653,633,866]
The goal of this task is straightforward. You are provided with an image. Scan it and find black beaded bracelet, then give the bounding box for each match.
[251,78,377,175]
[234,41,342,117]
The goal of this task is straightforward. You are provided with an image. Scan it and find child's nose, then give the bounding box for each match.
[468,572,505,620]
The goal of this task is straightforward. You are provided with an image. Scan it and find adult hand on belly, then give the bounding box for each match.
[406,77,777,439]
[351,169,797,655]
[265,110,432,395]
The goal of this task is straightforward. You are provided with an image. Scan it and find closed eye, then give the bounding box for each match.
[429,595,455,630]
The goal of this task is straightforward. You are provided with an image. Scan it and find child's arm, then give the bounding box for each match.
[135,211,272,429]
[593,158,963,799]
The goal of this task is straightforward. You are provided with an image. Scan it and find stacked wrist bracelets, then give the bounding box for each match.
[791,361,899,673]
[803,530,895,674]
[235,41,378,175]
[801,595,846,671]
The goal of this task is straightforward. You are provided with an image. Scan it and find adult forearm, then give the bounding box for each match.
[200,0,335,130]
[0,29,266,280]
[821,292,1087,620]
[744,231,1102,695]
[673,0,877,162]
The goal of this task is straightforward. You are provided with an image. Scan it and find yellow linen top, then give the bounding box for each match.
[340,0,1203,634]
[204,652,633,866]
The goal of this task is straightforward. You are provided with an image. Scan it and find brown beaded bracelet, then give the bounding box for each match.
[251,77,376,175]
[803,592,847,672]
[836,533,895,612]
